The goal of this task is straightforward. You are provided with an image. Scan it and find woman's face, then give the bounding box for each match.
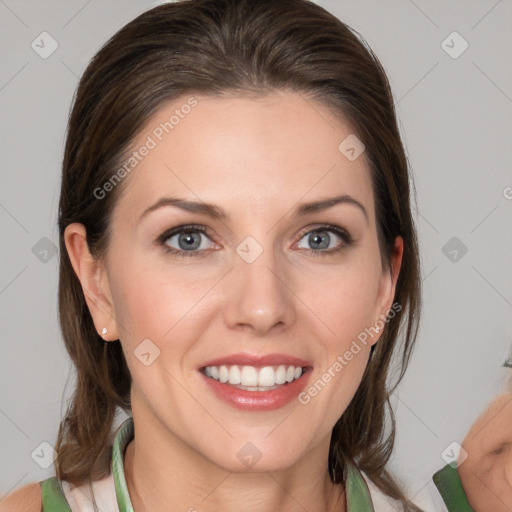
[72,91,402,473]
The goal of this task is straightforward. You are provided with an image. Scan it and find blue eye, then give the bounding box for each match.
[158,223,353,258]
[296,225,353,254]
[159,225,215,258]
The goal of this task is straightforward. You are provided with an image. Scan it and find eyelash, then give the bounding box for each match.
[157,223,354,258]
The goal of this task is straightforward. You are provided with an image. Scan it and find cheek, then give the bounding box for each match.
[302,258,382,343]
[110,253,217,339]
[108,259,208,397]
[295,266,381,421]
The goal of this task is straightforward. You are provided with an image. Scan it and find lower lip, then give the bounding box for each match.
[200,369,312,411]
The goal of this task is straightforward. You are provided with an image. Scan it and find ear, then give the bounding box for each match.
[371,235,404,344]
[64,223,119,341]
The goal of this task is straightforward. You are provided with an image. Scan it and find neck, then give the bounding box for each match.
[123,409,346,512]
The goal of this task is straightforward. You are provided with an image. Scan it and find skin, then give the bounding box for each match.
[458,393,512,512]
[64,90,403,512]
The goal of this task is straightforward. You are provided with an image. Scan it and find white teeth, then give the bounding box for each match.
[258,366,275,387]
[235,384,280,391]
[275,365,287,384]
[241,366,258,386]
[219,365,229,383]
[228,365,241,384]
[203,364,305,388]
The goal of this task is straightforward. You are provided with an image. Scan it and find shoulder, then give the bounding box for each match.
[0,482,41,512]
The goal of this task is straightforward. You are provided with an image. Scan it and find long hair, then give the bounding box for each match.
[56,1,422,509]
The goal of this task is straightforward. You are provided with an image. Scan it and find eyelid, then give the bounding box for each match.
[157,224,218,250]
[491,442,509,455]
[296,223,352,241]
[293,223,353,251]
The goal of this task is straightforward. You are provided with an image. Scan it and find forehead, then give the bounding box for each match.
[112,91,374,226]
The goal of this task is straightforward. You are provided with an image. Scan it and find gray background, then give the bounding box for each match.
[1,0,511,508]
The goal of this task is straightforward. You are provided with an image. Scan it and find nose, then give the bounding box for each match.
[222,243,296,336]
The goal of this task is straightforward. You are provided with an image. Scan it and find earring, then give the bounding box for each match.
[101,327,108,339]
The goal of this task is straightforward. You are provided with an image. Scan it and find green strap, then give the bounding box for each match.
[112,418,135,512]
[432,464,475,511]
[346,464,375,511]
[40,476,72,512]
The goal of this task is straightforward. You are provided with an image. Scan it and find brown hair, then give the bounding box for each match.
[56,0,422,509]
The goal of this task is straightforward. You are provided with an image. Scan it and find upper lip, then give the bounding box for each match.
[199,352,313,369]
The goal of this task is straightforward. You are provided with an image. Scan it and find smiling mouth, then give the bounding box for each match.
[200,364,309,391]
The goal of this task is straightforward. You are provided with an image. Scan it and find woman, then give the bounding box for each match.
[2,0,424,510]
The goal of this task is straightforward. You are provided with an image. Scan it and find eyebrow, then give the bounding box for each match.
[139,194,368,223]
